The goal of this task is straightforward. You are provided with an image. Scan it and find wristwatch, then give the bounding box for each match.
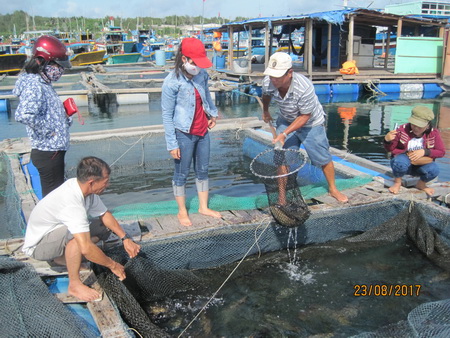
[121,233,132,242]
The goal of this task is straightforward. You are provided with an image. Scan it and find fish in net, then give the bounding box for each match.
[93,247,202,337]
[250,147,310,227]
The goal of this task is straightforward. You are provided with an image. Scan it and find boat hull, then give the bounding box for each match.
[70,50,106,66]
[107,53,141,64]
[0,54,27,74]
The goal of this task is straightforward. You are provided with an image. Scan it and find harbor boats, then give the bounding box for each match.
[140,40,175,62]
[0,44,27,74]
[96,25,141,65]
[67,42,106,66]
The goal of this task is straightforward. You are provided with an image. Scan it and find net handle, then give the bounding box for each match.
[256,96,282,149]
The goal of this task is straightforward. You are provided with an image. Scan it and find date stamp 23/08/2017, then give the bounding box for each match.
[353,284,422,297]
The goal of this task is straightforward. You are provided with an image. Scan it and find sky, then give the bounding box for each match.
[2,0,413,21]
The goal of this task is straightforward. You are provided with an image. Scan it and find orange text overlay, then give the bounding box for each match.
[353,284,422,297]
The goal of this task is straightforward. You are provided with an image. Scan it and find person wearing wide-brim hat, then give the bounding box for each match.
[161,37,221,226]
[384,105,446,196]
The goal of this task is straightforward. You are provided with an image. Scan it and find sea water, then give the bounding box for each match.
[142,236,450,337]
[2,91,450,212]
[1,91,449,181]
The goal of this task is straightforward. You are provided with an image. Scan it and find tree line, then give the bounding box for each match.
[0,10,248,39]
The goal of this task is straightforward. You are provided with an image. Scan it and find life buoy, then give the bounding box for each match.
[213,40,222,52]
[339,60,359,75]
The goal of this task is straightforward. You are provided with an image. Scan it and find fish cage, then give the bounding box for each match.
[96,199,450,337]
[2,124,449,336]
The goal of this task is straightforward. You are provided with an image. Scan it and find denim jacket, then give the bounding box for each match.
[13,73,72,151]
[161,69,218,151]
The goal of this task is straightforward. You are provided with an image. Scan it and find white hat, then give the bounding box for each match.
[263,52,292,77]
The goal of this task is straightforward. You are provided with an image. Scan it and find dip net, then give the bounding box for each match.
[250,147,310,227]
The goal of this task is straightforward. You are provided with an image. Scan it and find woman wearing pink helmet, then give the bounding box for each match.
[13,35,72,197]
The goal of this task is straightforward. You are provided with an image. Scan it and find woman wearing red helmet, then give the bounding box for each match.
[13,35,72,197]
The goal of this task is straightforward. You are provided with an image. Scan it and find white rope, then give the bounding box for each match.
[177,216,272,337]
[109,132,153,168]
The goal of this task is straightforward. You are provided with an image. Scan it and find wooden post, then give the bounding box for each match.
[327,23,332,73]
[247,25,253,74]
[384,26,391,69]
[307,18,313,76]
[397,18,403,38]
[228,26,234,71]
[264,23,270,70]
[347,15,354,62]
[442,30,450,78]
[269,25,274,63]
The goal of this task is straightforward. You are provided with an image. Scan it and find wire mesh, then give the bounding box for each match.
[250,147,310,227]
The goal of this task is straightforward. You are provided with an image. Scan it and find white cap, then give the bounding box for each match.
[263,52,292,77]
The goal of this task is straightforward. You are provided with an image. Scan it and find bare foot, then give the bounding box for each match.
[199,208,222,218]
[388,183,402,194]
[68,281,101,302]
[416,180,435,196]
[177,213,192,226]
[329,190,348,203]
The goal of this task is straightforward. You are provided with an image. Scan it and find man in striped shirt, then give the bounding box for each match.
[261,52,348,203]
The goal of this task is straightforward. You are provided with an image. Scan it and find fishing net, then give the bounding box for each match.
[0,152,27,239]
[250,146,311,227]
[93,247,201,338]
[0,256,97,337]
[87,199,450,337]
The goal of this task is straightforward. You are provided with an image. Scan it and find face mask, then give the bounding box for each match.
[43,63,64,82]
[184,61,200,76]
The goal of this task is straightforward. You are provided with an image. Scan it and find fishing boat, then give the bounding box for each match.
[0,44,27,74]
[67,42,106,66]
[96,25,141,65]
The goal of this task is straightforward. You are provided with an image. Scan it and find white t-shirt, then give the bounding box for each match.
[407,137,424,151]
[23,178,107,256]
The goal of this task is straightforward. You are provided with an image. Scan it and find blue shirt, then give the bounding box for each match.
[13,73,72,151]
[161,69,218,151]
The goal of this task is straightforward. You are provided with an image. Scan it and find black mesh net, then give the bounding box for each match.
[250,147,310,227]
[0,256,97,337]
[90,200,450,337]
[93,247,202,337]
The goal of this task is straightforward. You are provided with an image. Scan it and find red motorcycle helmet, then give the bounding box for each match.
[32,35,72,69]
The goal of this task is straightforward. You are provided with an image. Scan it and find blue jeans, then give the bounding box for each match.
[173,130,210,196]
[390,153,439,182]
[276,116,332,167]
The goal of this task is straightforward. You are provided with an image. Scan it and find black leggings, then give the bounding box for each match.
[30,149,66,197]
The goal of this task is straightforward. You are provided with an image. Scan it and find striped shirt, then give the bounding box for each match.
[262,72,325,127]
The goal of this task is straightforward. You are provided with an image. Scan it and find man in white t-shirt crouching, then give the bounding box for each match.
[23,156,141,302]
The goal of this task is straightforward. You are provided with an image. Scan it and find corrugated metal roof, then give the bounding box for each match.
[206,8,447,32]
